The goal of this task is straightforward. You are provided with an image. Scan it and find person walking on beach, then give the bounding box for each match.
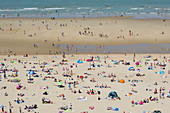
[9,108,12,113]
[4,70,6,79]
[2,106,4,112]
[162,92,165,99]
[19,107,22,113]
[133,57,135,62]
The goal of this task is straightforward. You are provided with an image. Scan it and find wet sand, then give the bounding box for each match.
[0,16,170,55]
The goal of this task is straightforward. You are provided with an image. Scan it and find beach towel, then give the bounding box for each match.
[78,96,87,101]
[14,100,25,104]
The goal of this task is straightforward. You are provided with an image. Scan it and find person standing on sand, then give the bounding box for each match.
[2,106,4,112]
[9,102,12,108]
[133,57,135,62]
[9,108,12,113]
[19,107,22,113]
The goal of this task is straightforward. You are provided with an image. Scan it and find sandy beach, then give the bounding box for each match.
[0,16,170,55]
[0,54,170,113]
[0,15,170,113]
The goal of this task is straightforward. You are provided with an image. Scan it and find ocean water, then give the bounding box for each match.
[0,0,170,18]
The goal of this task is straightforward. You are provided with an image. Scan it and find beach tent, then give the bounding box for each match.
[13,78,20,82]
[153,110,161,113]
[160,70,164,75]
[128,67,135,71]
[108,91,118,98]
[29,70,36,75]
[114,60,118,64]
[125,62,130,65]
[119,79,125,83]
[77,59,83,63]
[65,109,71,112]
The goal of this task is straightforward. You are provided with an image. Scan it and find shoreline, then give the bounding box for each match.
[1,14,170,20]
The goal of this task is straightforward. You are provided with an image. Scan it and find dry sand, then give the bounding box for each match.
[0,54,170,113]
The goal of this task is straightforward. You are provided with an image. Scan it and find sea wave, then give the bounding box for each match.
[106,7,112,9]
[130,8,138,10]
[0,8,38,12]
[23,8,38,10]
[140,12,146,15]
[150,12,157,15]
[130,8,144,11]
[44,8,65,10]
[155,8,162,11]
[77,7,90,10]
[0,7,66,12]
[139,8,144,10]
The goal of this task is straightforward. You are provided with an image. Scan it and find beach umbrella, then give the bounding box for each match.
[16,84,21,88]
[57,82,63,86]
[13,78,20,82]
[119,57,122,60]
[79,76,83,79]
[135,62,139,65]
[128,67,135,71]
[108,91,118,98]
[160,70,164,75]
[136,64,141,67]
[119,79,125,83]
[65,109,71,112]
[77,59,83,63]
[114,60,118,64]
[29,70,36,75]
[86,59,92,62]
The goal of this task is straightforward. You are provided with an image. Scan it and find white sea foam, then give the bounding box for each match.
[155,8,162,10]
[139,8,144,10]
[44,8,65,10]
[23,8,38,10]
[0,9,15,12]
[150,12,157,15]
[140,12,146,15]
[106,7,112,9]
[164,8,170,11]
[0,8,38,12]
[125,12,134,15]
[130,8,144,11]
[130,8,138,10]
[77,7,90,10]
